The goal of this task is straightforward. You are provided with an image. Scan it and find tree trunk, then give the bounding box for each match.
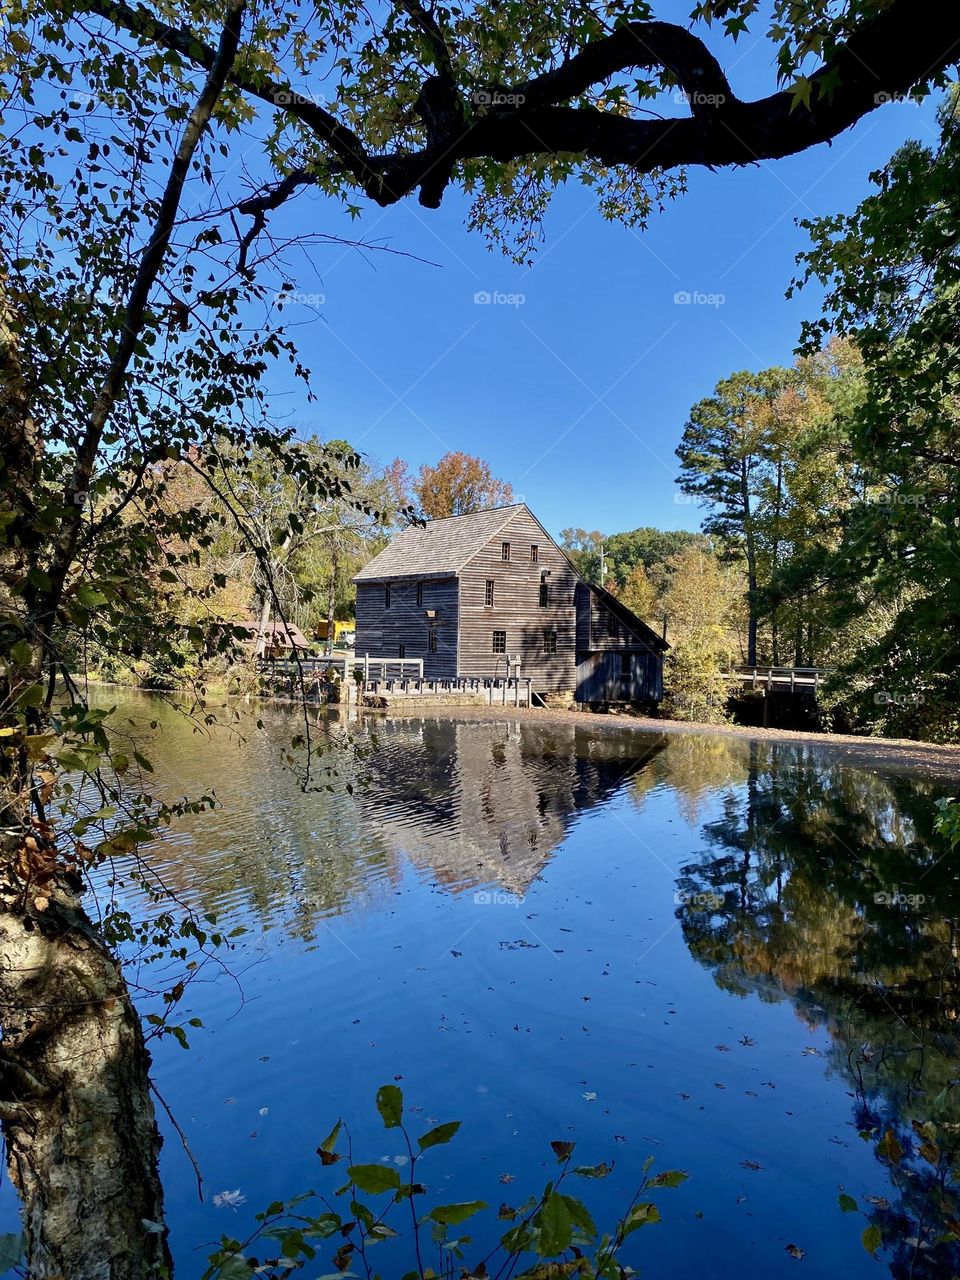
[0,887,173,1279]
[770,458,783,666]
[746,574,758,668]
[739,459,759,667]
[254,591,272,658]
[325,545,339,655]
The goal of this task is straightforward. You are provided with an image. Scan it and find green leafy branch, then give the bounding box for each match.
[203,1084,688,1279]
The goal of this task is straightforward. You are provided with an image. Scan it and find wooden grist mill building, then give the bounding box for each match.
[353,504,666,705]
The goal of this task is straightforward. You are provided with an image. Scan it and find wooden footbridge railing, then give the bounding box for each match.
[723,666,832,694]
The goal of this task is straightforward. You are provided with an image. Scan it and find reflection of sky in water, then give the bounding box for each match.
[3,693,957,1280]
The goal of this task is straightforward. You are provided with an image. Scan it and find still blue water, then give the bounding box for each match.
[4,695,958,1278]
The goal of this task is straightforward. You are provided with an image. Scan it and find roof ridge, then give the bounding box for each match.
[417,502,525,525]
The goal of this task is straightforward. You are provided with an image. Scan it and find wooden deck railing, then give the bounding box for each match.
[255,654,424,681]
[255,656,531,705]
[365,675,533,706]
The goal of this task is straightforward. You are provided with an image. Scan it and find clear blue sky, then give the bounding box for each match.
[258,27,942,543]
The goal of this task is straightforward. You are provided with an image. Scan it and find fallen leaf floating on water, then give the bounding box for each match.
[740,1036,756,1047]
[740,1160,763,1172]
[213,1189,246,1209]
[785,1244,806,1260]
[715,1044,732,1052]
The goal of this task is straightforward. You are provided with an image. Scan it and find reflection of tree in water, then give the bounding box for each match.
[673,739,960,1279]
[95,694,402,943]
[630,730,751,824]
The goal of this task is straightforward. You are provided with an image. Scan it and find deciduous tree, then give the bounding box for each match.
[659,546,742,723]
[413,450,513,519]
[0,5,364,1273]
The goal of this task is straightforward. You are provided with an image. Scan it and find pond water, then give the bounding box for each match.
[4,693,959,1279]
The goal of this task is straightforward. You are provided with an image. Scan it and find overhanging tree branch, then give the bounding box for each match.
[79,0,960,213]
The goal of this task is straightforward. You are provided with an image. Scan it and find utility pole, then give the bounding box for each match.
[599,539,606,586]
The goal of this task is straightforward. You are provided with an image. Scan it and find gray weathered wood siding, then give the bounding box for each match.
[574,650,663,703]
[355,577,458,678]
[575,583,659,651]
[573,583,664,702]
[457,508,579,691]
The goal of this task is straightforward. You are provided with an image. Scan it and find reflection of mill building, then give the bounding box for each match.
[354,504,667,704]
[359,719,665,896]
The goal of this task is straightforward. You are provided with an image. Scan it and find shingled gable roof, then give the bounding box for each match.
[353,504,529,581]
